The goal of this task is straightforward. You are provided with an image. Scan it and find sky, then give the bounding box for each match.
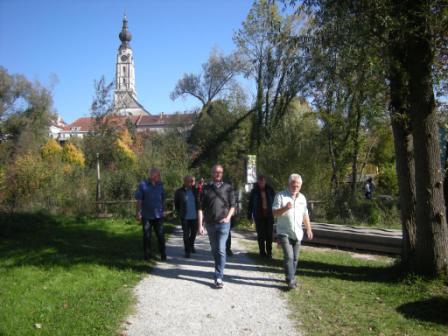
[0,0,254,123]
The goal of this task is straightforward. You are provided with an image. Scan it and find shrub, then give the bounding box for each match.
[62,142,85,167]
[41,139,63,160]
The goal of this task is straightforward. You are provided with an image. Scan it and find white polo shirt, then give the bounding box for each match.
[272,189,308,241]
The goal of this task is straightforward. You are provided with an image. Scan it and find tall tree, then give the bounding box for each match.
[170,49,244,113]
[234,0,307,150]
[0,67,54,160]
[402,0,448,276]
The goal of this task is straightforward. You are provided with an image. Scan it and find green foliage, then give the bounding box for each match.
[257,99,330,198]
[188,100,250,186]
[0,67,54,162]
[234,0,307,147]
[136,131,191,196]
[377,163,399,196]
[112,138,136,169]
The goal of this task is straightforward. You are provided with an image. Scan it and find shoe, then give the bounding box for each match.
[214,279,224,289]
[161,254,167,261]
[226,249,233,256]
[191,246,196,253]
[259,251,267,258]
[185,252,191,258]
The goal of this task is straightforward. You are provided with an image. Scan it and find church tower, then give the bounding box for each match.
[113,15,149,116]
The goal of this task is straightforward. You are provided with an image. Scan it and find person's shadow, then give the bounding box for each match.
[149,228,285,290]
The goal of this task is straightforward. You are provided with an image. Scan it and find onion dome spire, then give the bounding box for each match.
[119,14,132,49]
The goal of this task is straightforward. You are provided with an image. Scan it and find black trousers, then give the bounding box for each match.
[226,216,236,252]
[255,216,274,255]
[181,218,197,253]
[142,218,166,258]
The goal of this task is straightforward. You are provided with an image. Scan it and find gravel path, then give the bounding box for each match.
[121,227,301,336]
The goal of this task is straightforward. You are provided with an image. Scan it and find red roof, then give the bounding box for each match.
[63,117,94,132]
[63,113,194,132]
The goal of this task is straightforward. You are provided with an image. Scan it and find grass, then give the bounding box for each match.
[244,233,448,336]
[0,212,174,336]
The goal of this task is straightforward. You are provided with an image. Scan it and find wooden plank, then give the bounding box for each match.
[304,222,402,254]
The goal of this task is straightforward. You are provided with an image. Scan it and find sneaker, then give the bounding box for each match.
[214,279,224,289]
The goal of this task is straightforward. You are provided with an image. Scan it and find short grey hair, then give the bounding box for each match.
[288,174,302,184]
[211,164,224,174]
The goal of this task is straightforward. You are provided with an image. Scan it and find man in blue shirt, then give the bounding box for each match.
[135,168,166,261]
[174,175,199,258]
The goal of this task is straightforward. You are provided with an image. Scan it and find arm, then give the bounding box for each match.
[272,203,292,217]
[303,212,313,240]
[198,210,204,235]
[136,200,142,221]
[272,191,292,217]
[220,185,236,223]
[220,207,235,223]
[135,183,143,221]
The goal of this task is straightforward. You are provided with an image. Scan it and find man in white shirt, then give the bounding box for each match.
[272,174,313,289]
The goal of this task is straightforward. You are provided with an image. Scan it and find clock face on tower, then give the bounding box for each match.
[121,55,129,62]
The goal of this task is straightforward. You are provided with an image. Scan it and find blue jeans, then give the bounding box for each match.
[141,218,166,258]
[206,222,231,280]
[277,234,301,283]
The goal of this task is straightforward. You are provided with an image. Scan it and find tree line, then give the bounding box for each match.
[1,0,447,277]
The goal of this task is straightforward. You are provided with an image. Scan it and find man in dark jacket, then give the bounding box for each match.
[198,164,236,289]
[247,175,276,258]
[174,175,199,258]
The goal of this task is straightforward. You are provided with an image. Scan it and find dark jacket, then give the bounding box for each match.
[199,182,236,224]
[174,187,199,220]
[247,184,275,220]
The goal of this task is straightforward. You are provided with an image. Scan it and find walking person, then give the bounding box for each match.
[247,175,276,258]
[272,174,313,289]
[135,168,167,261]
[364,177,375,200]
[174,175,199,258]
[198,164,236,288]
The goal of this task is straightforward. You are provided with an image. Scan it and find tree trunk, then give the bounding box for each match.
[350,98,362,197]
[388,30,417,271]
[405,0,448,277]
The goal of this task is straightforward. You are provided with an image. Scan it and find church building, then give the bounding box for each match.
[57,16,193,141]
[112,15,149,116]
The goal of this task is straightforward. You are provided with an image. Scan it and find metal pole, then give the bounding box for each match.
[96,153,101,213]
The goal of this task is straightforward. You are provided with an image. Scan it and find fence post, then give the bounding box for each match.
[96,153,102,213]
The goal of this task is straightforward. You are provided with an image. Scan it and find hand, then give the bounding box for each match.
[219,217,230,224]
[198,225,205,236]
[276,238,281,248]
[285,202,292,210]
[136,212,142,221]
[306,228,313,240]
